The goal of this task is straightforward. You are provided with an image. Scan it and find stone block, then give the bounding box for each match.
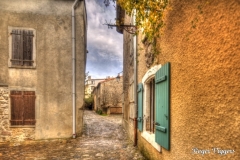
[1,115,9,119]
[0,104,8,108]
[3,95,8,100]
[0,109,3,115]
[1,131,11,136]
[3,109,8,115]
[0,100,7,105]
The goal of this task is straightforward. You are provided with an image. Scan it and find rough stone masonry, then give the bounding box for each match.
[0,86,11,142]
[0,86,35,142]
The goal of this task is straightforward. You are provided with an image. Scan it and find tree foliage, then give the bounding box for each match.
[104,0,169,54]
[117,0,168,41]
[84,96,94,107]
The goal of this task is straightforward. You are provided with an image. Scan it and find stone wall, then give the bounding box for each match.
[10,128,35,142]
[0,86,35,142]
[110,107,122,114]
[0,86,10,142]
[93,77,123,115]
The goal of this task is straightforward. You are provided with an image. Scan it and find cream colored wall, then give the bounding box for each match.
[85,79,105,98]
[135,0,239,159]
[0,0,86,141]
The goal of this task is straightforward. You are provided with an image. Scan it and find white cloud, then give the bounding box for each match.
[86,0,123,79]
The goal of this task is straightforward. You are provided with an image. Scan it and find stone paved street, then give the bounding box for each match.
[0,110,145,160]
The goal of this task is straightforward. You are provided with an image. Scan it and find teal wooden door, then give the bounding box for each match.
[137,83,143,132]
[155,62,170,150]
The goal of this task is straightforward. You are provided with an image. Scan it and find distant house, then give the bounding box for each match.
[84,76,105,98]
[119,0,239,160]
[92,76,123,114]
[0,0,87,142]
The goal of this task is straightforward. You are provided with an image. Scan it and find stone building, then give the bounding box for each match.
[119,0,239,159]
[0,0,87,142]
[84,76,105,98]
[92,76,123,114]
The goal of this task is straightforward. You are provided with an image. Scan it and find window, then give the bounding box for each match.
[137,65,161,151]
[10,91,36,126]
[8,27,36,68]
[145,78,155,133]
[137,63,170,151]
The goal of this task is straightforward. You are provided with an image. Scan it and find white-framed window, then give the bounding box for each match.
[138,63,171,151]
[141,65,161,152]
[8,27,36,68]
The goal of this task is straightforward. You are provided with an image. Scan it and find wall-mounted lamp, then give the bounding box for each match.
[116,74,121,82]
[116,71,123,82]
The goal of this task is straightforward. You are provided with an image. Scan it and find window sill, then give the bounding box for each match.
[10,125,35,128]
[9,66,36,69]
[0,83,8,87]
[141,131,161,152]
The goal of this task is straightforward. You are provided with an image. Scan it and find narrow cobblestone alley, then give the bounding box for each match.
[0,110,145,160]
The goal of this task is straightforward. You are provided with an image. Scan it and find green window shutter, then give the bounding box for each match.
[137,83,143,132]
[155,62,170,150]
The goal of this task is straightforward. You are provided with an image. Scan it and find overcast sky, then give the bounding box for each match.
[85,0,123,79]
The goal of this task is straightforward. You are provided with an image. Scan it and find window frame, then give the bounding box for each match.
[8,26,36,69]
[145,78,155,133]
[141,65,161,152]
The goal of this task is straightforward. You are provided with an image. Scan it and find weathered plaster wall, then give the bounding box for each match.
[122,12,136,142]
[136,0,239,159]
[0,0,86,141]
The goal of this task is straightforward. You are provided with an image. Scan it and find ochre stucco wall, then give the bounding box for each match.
[135,0,239,159]
[0,0,86,141]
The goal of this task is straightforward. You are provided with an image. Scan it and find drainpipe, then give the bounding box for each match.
[133,9,138,146]
[72,0,79,139]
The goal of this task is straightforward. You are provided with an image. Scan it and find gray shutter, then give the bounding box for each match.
[23,30,33,66]
[155,62,170,150]
[11,29,23,66]
[11,29,33,66]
